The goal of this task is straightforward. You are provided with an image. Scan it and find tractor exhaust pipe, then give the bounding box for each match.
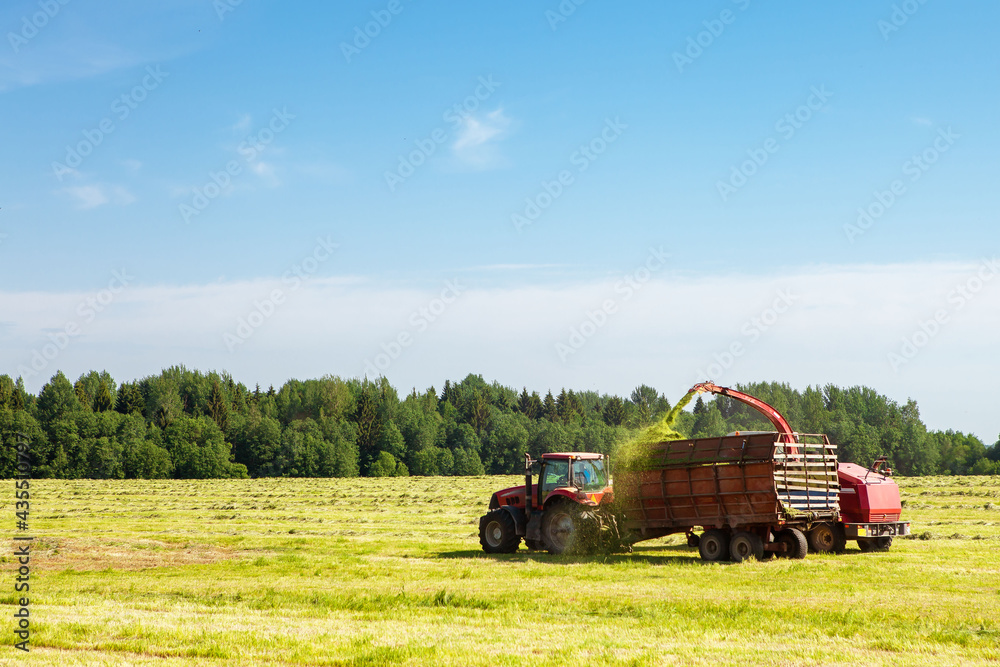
[524,453,534,518]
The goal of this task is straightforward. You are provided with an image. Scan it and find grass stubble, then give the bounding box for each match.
[0,473,997,666]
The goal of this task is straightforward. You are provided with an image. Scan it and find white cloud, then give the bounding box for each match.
[451,108,511,169]
[62,184,135,209]
[231,114,252,134]
[1,261,998,440]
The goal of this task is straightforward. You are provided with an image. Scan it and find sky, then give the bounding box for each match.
[0,1,997,442]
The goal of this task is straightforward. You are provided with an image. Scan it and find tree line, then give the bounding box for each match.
[0,369,996,479]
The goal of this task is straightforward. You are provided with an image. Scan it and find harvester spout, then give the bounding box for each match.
[689,382,796,442]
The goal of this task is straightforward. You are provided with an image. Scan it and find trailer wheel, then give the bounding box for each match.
[698,529,730,562]
[807,523,836,553]
[729,531,764,562]
[479,510,521,554]
[776,528,808,559]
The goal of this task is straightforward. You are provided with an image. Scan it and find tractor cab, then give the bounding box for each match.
[533,453,612,508]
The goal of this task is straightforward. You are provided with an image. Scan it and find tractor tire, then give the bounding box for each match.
[729,531,764,562]
[479,510,521,554]
[776,527,808,559]
[698,529,730,562]
[808,523,836,553]
[524,539,543,551]
[541,503,599,555]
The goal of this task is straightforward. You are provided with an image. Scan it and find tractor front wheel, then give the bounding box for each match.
[479,510,521,554]
[541,503,598,555]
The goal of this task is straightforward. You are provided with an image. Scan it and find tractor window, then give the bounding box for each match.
[541,460,570,497]
[573,459,609,492]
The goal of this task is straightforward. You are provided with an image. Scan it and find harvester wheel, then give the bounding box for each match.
[859,536,892,552]
[807,523,836,553]
[478,510,521,554]
[541,503,599,555]
[832,524,848,554]
[776,528,808,559]
[698,529,730,562]
[729,531,764,562]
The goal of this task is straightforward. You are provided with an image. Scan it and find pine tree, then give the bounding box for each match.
[208,379,230,432]
[93,381,113,412]
[603,396,626,426]
[543,391,557,422]
[74,380,92,410]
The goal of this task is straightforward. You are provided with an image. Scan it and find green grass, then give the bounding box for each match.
[1,475,998,665]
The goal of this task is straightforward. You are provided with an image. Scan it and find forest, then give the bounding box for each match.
[0,368,997,479]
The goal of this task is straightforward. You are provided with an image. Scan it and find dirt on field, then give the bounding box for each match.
[3,536,253,572]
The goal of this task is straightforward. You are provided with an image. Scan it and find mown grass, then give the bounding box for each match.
[1,475,998,665]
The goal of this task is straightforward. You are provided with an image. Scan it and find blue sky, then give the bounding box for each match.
[1,1,998,441]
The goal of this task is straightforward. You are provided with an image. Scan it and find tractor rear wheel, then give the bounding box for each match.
[541,503,599,555]
[808,523,836,553]
[729,531,764,562]
[479,510,521,554]
[776,527,808,559]
[524,539,543,551]
[698,529,730,562]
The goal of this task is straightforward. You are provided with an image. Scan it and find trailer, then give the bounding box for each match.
[616,431,840,560]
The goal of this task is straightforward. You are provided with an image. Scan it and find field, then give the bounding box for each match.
[2,475,999,666]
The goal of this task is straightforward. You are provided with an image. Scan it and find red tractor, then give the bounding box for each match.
[478,452,615,554]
